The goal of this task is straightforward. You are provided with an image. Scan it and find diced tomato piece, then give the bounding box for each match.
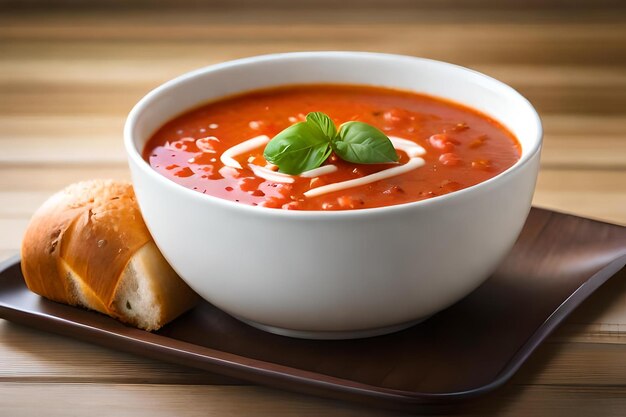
[429,134,455,152]
[274,183,294,196]
[382,185,405,195]
[471,159,492,170]
[238,177,262,192]
[195,136,219,153]
[469,135,488,149]
[259,198,285,209]
[383,109,401,122]
[166,137,195,151]
[337,195,354,209]
[439,153,462,166]
[447,122,469,132]
[440,180,462,192]
[219,166,242,179]
[249,120,280,136]
[174,167,194,178]
[336,195,363,209]
[248,120,263,130]
[382,108,413,128]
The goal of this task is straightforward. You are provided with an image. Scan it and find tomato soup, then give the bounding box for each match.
[143,85,521,210]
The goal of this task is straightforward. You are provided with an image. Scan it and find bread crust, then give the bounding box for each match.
[21,179,197,330]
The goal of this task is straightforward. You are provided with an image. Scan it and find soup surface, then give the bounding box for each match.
[144,85,521,210]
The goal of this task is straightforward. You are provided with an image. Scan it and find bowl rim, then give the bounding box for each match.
[124,51,543,219]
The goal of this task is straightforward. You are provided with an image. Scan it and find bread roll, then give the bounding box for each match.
[21,179,198,331]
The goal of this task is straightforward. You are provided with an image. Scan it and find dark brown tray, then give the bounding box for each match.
[1,208,625,411]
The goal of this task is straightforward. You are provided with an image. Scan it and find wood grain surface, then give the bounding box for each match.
[1,3,625,416]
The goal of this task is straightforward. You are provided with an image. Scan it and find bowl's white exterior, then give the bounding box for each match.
[125,52,542,339]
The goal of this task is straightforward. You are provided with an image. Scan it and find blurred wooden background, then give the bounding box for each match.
[1,1,625,416]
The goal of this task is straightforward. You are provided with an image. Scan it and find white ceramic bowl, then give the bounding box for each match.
[124,52,542,339]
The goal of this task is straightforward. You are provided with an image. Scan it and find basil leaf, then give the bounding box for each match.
[334,121,399,164]
[306,112,337,140]
[263,112,399,176]
[263,121,332,175]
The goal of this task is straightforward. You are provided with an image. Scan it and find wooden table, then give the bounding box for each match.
[1,4,625,416]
